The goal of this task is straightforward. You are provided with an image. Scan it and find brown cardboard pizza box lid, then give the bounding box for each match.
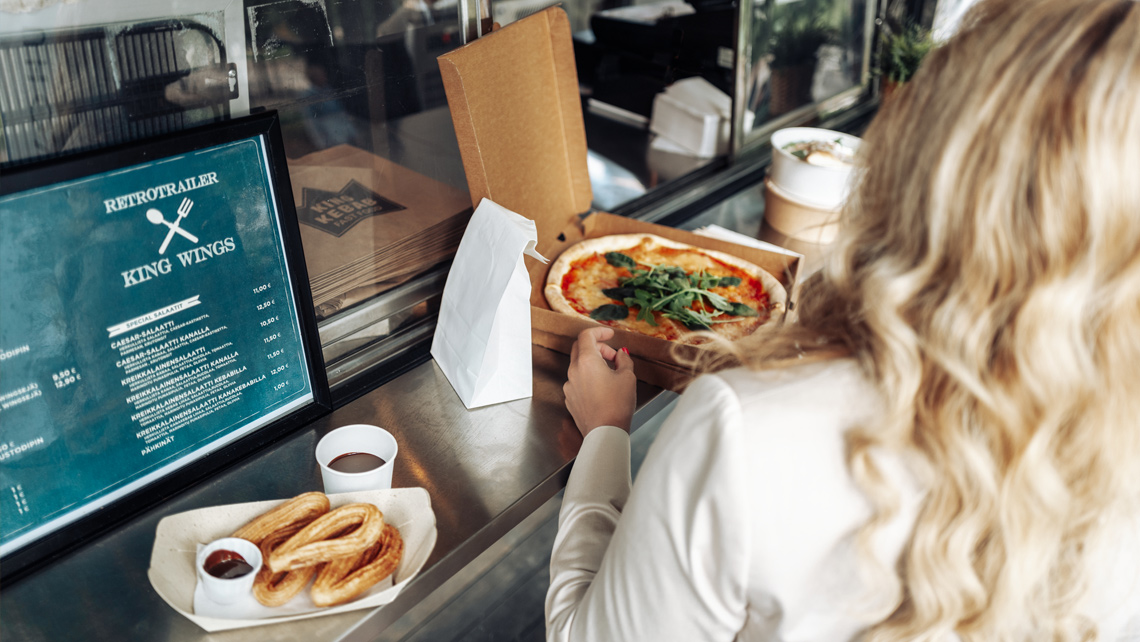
[436,7,591,258]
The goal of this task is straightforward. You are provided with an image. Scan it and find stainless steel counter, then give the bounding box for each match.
[0,346,671,642]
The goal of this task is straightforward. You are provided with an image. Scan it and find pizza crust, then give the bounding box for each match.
[544,235,653,317]
[544,233,786,342]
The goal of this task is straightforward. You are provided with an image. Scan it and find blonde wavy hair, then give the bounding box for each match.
[704,0,1140,639]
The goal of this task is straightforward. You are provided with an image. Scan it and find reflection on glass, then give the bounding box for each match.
[0,15,233,167]
[745,0,866,132]
[244,0,465,174]
[242,0,473,320]
[514,0,736,212]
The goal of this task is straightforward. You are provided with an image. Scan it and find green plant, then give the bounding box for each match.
[769,0,836,70]
[880,23,933,84]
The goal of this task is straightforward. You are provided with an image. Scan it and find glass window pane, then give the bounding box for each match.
[0,10,234,166]
[744,0,869,136]
[242,0,472,321]
[502,0,737,212]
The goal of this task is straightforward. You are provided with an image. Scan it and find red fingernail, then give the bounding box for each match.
[620,347,629,355]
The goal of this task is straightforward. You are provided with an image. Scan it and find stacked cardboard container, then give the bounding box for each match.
[287,145,472,317]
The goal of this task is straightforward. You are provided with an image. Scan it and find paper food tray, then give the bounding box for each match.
[148,488,437,632]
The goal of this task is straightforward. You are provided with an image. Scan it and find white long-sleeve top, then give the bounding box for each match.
[545,359,1140,642]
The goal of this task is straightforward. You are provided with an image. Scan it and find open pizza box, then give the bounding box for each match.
[436,7,800,391]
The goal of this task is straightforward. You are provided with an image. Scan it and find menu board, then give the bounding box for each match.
[0,117,327,562]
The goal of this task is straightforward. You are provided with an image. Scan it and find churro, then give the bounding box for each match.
[268,503,384,572]
[232,492,330,543]
[311,523,404,607]
[249,526,317,607]
[229,492,330,607]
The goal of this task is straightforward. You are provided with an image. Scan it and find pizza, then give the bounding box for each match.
[544,233,786,344]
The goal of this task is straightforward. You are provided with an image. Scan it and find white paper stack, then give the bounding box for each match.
[650,77,733,158]
[693,224,804,258]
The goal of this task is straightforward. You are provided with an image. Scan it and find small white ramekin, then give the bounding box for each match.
[195,537,262,605]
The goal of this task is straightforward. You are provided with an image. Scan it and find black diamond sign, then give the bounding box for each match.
[298,180,407,237]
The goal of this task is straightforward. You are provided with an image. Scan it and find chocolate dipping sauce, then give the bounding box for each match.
[204,549,254,579]
[328,452,386,473]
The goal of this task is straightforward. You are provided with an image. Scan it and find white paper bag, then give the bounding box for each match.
[431,198,548,409]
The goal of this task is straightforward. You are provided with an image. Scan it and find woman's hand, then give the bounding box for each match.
[563,327,636,436]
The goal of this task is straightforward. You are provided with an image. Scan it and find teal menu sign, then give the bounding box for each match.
[0,131,318,555]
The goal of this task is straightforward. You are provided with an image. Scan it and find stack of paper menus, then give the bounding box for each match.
[287,145,473,318]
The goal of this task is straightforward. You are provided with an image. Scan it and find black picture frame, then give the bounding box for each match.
[0,111,331,582]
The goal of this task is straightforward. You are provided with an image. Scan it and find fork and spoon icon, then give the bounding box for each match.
[146,198,199,255]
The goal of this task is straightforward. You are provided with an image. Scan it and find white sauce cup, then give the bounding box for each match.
[195,537,261,605]
[315,424,398,494]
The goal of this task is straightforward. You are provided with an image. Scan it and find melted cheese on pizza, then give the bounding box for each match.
[559,239,770,342]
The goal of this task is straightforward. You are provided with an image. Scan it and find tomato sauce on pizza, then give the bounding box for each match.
[544,234,785,344]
